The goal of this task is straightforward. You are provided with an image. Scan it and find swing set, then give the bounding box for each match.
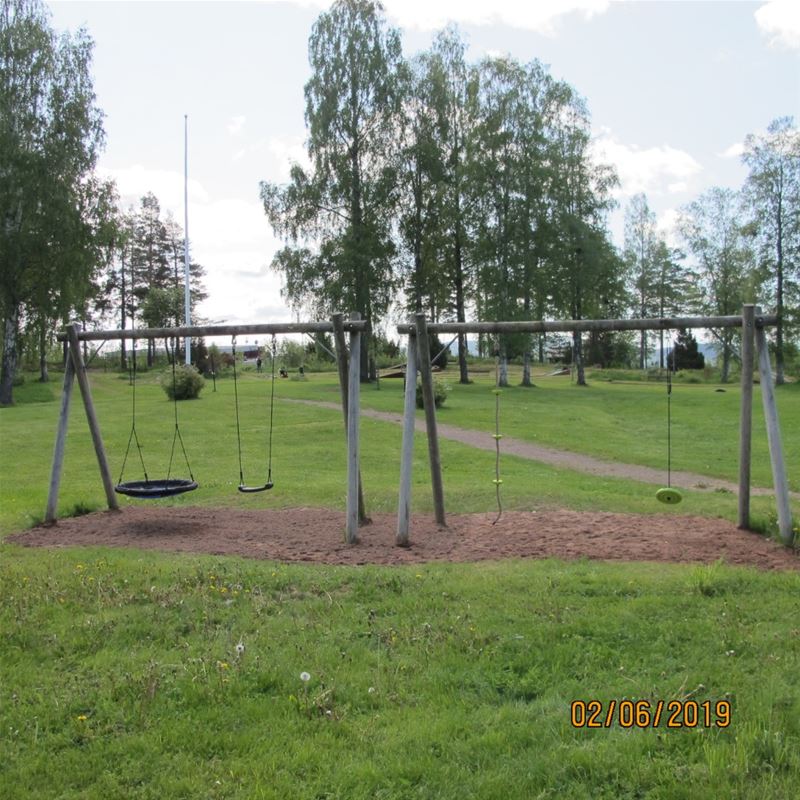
[44,307,791,549]
[45,315,369,543]
[396,306,793,546]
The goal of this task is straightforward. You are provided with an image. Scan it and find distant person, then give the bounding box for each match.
[299,365,305,376]
[256,357,262,373]
[279,367,288,378]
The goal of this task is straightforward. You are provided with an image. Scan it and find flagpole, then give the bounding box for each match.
[184,114,191,365]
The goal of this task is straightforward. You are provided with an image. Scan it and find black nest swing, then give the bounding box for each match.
[231,335,276,493]
[116,345,198,499]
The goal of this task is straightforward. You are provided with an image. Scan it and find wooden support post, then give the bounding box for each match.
[45,356,76,524]
[396,331,418,546]
[65,324,119,512]
[332,313,367,524]
[738,304,755,529]
[415,313,446,526]
[754,315,794,545]
[345,312,361,544]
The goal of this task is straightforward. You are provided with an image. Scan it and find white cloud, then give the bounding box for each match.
[227,115,247,136]
[656,208,682,247]
[101,163,210,209]
[253,0,610,34]
[100,161,287,323]
[755,1,800,49]
[718,141,745,159]
[382,0,610,34]
[267,135,310,180]
[591,128,702,198]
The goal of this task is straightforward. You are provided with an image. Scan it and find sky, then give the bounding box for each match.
[47,0,800,334]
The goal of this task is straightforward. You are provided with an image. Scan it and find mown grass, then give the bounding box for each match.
[275,365,800,493]
[0,368,796,537]
[2,548,799,799]
[1,366,799,798]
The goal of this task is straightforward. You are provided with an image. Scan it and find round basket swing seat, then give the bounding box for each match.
[238,481,274,494]
[115,479,199,499]
[655,487,683,505]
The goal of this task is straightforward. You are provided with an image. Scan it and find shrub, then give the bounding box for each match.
[160,364,205,400]
[428,334,449,370]
[416,378,449,409]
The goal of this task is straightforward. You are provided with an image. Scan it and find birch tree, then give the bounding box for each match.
[742,116,800,384]
[0,0,112,403]
[679,187,755,382]
[261,0,404,381]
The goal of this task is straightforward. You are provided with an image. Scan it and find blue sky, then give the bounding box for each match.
[48,0,799,331]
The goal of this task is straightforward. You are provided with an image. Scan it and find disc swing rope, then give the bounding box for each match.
[656,347,683,505]
[115,340,198,499]
[231,335,276,493]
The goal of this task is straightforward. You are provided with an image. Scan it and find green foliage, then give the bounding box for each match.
[0,0,114,404]
[277,340,307,369]
[261,0,404,374]
[160,364,205,400]
[428,333,449,369]
[416,377,449,409]
[668,328,706,370]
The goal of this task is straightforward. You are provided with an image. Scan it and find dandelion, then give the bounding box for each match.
[300,671,311,682]
[76,714,88,722]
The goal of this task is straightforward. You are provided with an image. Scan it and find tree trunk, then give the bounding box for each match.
[775,231,784,385]
[39,321,49,383]
[0,306,20,405]
[721,340,731,384]
[120,253,127,370]
[521,350,531,386]
[573,330,586,386]
[498,349,509,388]
[453,220,470,385]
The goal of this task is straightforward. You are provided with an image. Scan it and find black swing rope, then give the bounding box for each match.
[231,335,276,492]
[115,341,198,499]
[117,341,149,486]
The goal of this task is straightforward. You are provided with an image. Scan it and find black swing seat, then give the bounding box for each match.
[237,481,274,494]
[115,478,199,499]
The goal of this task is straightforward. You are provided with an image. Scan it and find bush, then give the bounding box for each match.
[416,378,449,409]
[160,364,205,400]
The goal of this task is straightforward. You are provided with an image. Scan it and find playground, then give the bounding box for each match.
[2,314,800,799]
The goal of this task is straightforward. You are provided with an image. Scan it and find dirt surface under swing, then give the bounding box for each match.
[9,506,799,571]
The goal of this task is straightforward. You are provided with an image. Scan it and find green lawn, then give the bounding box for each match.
[1,367,797,537]
[1,366,799,798]
[2,547,799,799]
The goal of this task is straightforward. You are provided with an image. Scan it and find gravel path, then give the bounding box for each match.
[286,398,792,498]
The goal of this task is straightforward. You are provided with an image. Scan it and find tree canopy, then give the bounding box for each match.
[0,0,114,403]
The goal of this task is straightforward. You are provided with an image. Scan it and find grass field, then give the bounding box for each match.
[1,364,799,798]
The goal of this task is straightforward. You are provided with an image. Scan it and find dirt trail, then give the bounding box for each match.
[11,507,799,570]
[286,399,794,498]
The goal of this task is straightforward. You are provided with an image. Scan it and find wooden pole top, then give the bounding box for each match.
[396,314,778,336]
[57,319,368,342]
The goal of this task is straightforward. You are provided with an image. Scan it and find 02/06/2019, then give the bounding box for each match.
[570,699,731,729]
